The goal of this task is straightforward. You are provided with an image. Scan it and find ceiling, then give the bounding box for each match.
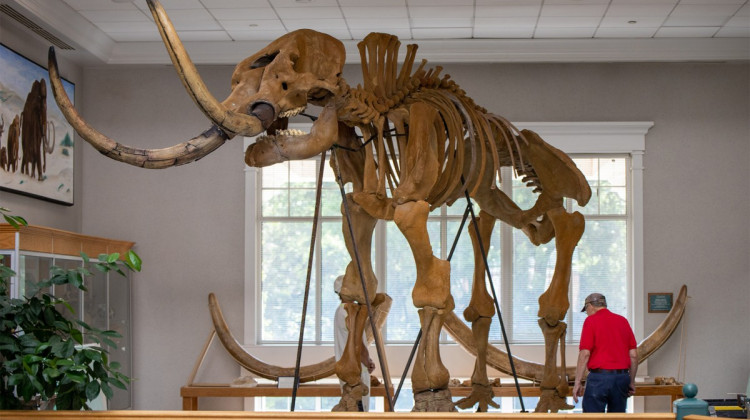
[3,0,749,65]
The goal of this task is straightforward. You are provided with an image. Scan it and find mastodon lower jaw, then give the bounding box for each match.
[255,129,308,142]
[278,106,306,119]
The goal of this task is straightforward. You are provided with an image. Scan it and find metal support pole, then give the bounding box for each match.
[290,150,327,411]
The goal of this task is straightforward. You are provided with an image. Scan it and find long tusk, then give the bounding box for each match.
[146,0,264,137]
[48,47,230,168]
[637,284,688,363]
[443,311,549,381]
[209,293,334,382]
[209,292,391,382]
[444,284,689,381]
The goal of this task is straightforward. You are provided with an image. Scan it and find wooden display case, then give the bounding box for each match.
[0,224,135,410]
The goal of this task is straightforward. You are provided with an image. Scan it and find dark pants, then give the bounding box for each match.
[582,371,631,412]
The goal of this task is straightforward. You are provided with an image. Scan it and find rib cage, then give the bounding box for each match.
[339,32,542,210]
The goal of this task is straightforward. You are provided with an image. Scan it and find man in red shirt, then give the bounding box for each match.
[572,293,638,412]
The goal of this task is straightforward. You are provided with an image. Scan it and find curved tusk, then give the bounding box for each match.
[637,284,688,363]
[48,47,230,169]
[146,0,264,137]
[443,311,548,382]
[444,284,689,381]
[209,293,334,382]
[209,293,392,382]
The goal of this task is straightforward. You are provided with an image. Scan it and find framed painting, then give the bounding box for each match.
[0,43,75,206]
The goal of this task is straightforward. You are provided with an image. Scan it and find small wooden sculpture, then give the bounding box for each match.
[47,0,687,412]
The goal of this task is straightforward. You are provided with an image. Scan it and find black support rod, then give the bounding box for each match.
[290,150,327,411]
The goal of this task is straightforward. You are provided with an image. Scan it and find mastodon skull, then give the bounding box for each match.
[239,30,348,168]
[226,29,346,130]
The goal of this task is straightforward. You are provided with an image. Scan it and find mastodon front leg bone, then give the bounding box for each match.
[340,194,379,304]
[334,302,370,411]
[393,200,455,397]
[244,103,338,167]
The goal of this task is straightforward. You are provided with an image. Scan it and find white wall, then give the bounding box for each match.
[3,18,748,411]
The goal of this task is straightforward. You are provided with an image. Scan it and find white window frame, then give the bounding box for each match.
[242,121,652,375]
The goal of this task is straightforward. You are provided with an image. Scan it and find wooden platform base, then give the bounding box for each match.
[180,383,684,411]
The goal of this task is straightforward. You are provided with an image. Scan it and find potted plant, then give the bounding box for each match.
[0,208,142,409]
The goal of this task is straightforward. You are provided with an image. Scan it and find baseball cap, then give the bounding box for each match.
[581,293,606,312]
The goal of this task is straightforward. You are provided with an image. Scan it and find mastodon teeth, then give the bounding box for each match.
[275,129,307,137]
[278,106,306,118]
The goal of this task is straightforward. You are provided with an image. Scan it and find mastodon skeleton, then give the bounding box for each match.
[47,0,688,412]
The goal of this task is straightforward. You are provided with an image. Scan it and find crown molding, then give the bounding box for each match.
[8,0,114,64]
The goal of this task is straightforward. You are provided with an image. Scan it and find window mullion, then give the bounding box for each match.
[500,166,514,343]
[315,217,322,344]
[375,220,387,341]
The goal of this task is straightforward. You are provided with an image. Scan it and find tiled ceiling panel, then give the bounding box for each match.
[58,0,748,43]
[3,0,746,64]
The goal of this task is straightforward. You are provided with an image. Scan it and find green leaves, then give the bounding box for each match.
[52,338,75,358]
[0,207,28,229]
[125,250,142,272]
[85,381,100,402]
[1,243,141,410]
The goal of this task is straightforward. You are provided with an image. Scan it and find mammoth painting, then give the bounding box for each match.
[47,0,688,412]
[0,43,75,205]
[1,115,21,173]
[19,78,55,181]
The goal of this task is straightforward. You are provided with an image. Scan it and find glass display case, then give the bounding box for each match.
[0,225,135,410]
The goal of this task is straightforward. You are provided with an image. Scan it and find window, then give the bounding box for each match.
[245,122,650,348]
